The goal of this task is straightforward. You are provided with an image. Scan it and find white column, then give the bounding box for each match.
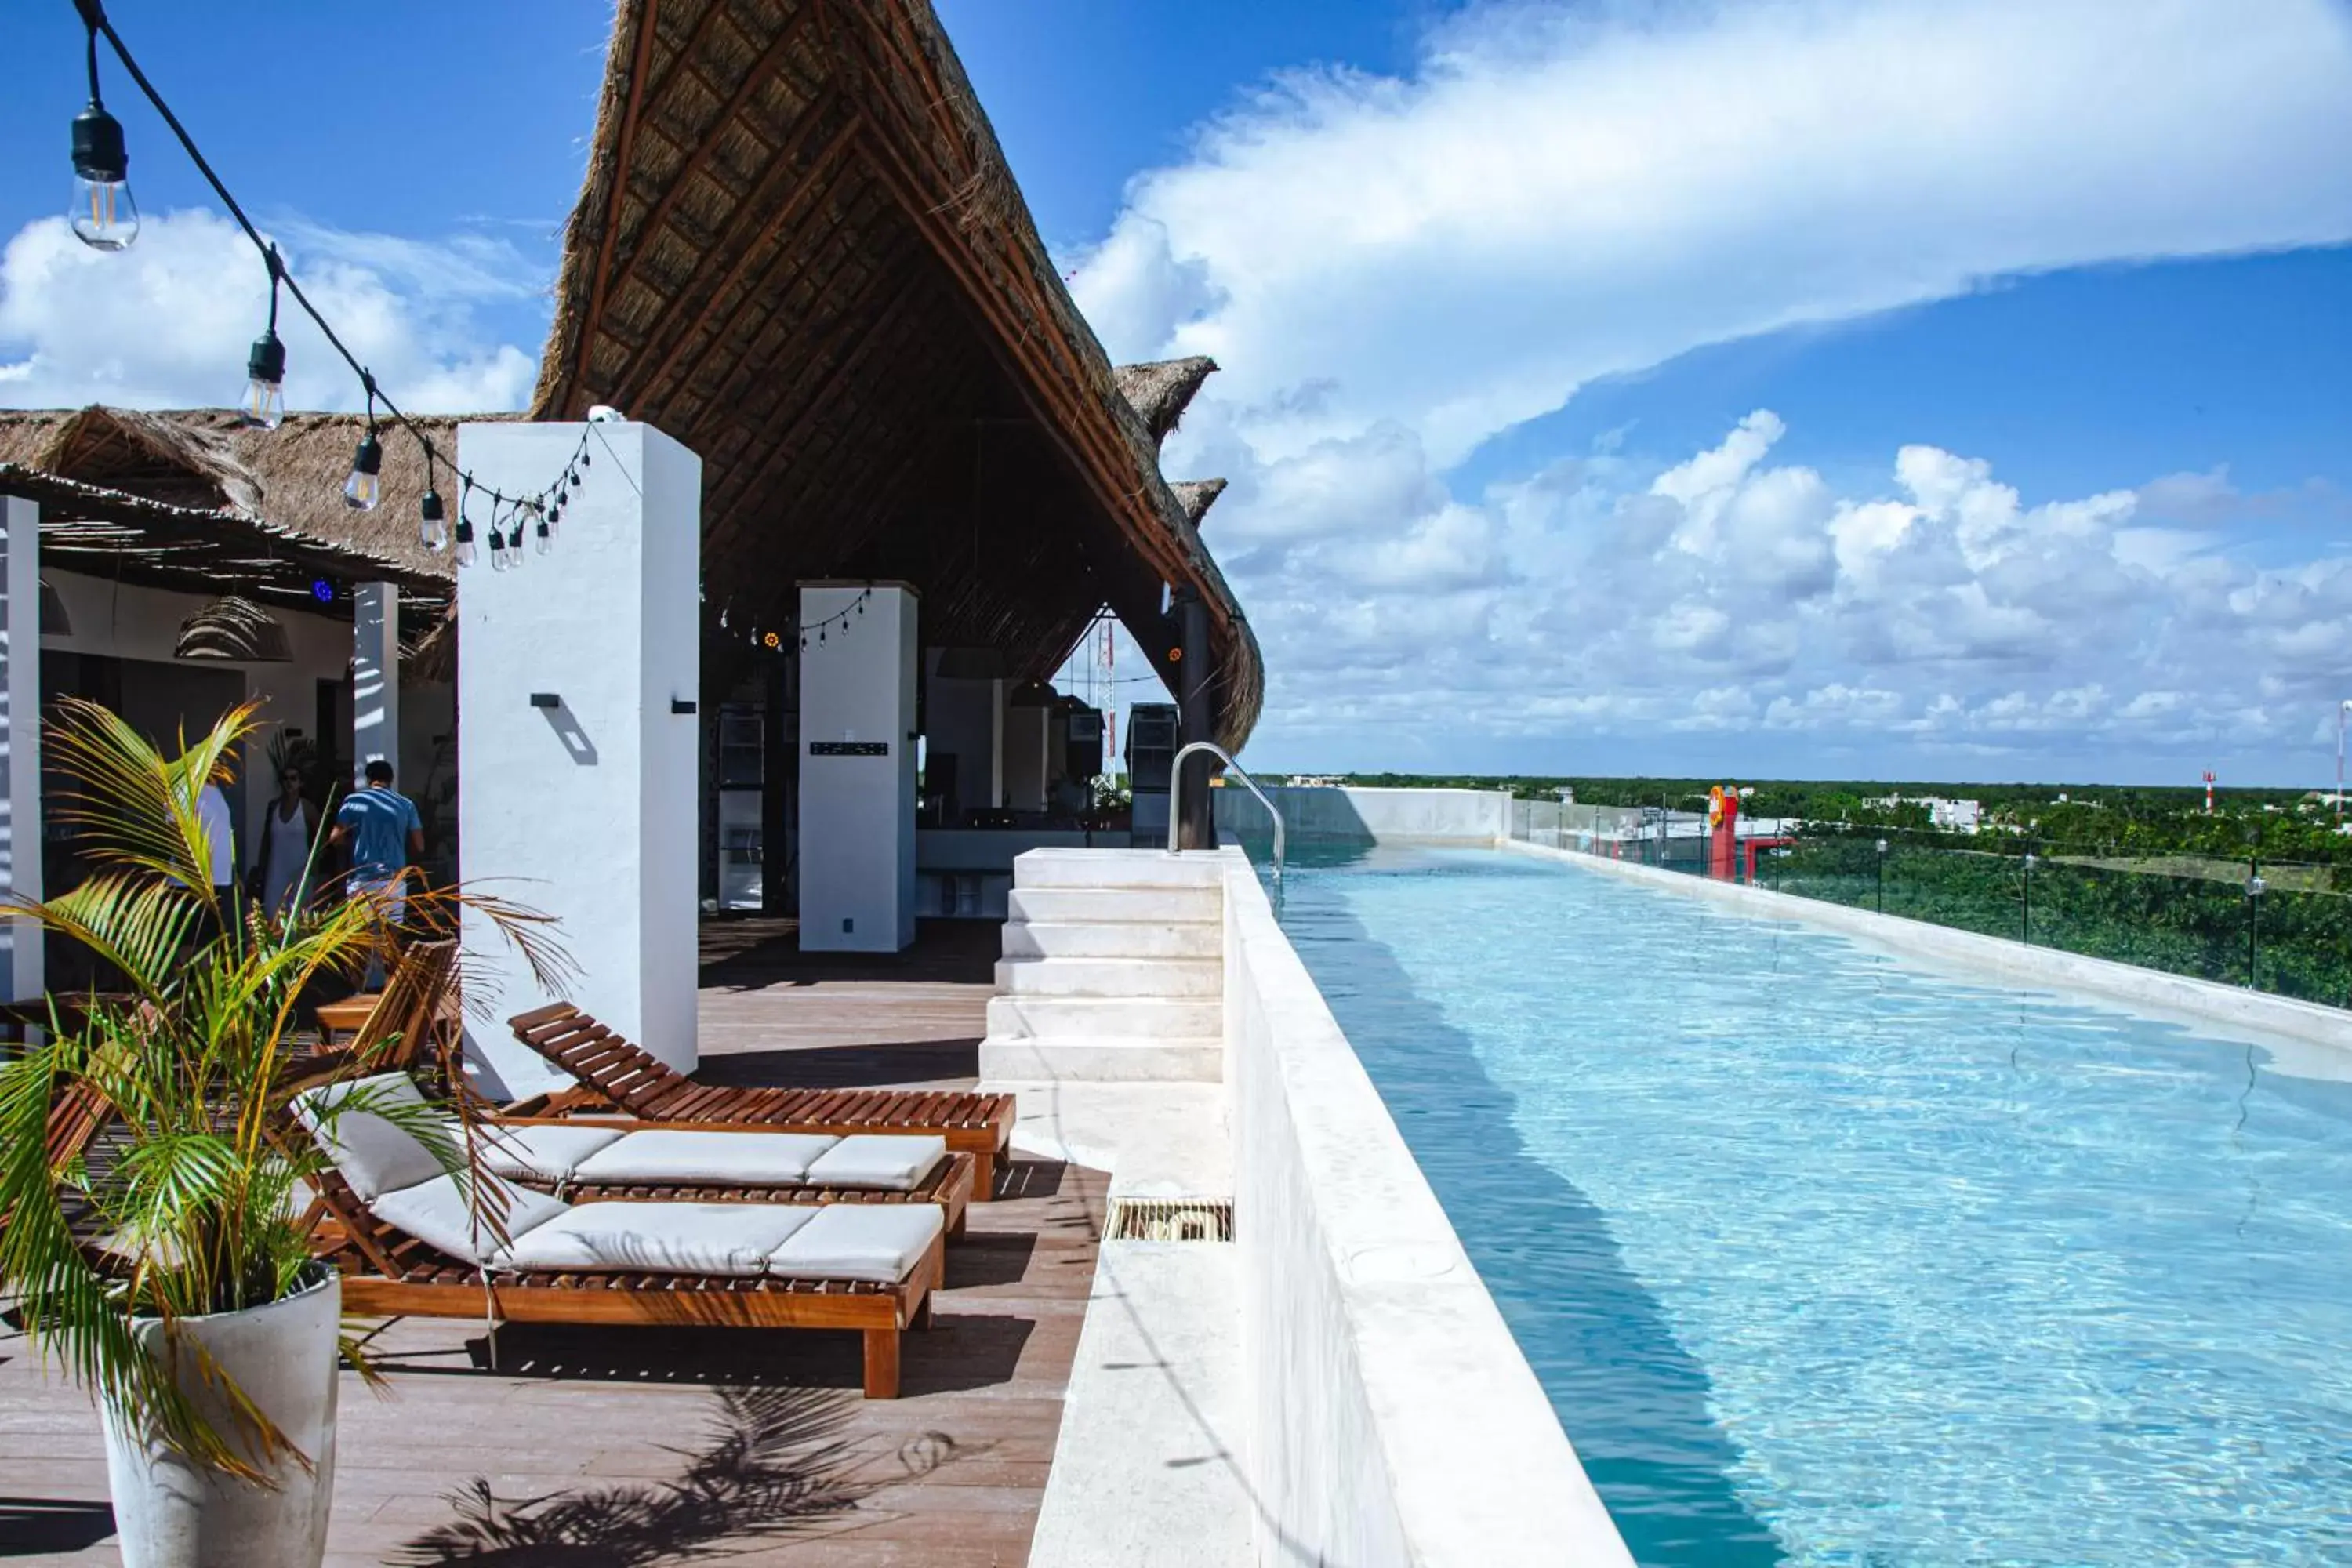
[797,583,917,953]
[455,422,703,1095]
[352,582,399,786]
[0,496,40,1003]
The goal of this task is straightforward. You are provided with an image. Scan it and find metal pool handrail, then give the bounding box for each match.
[1167,740,1285,895]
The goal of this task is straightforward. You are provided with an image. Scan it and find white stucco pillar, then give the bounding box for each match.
[352,581,399,786]
[797,582,917,953]
[454,422,702,1095]
[0,496,41,1003]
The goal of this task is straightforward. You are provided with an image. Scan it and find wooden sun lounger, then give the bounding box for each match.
[502,1134,978,1236]
[306,1163,943,1398]
[504,1003,1018,1200]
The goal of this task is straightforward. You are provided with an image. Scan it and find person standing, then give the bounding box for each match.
[330,759,423,986]
[253,765,320,920]
[195,779,236,909]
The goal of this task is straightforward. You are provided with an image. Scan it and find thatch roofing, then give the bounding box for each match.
[1114,358,1217,448]
[0,405,458,630]
[1172,478,1227,528]
[532,0,1260,750]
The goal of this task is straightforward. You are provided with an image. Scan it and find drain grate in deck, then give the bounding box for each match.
[1105,1198,1235,1243]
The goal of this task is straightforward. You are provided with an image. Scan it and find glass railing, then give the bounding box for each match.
[1511,808,2352,1011]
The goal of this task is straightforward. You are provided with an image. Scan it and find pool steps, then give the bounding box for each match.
[978,849,1227,1083]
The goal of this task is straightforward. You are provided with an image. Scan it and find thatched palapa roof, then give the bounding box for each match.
[1113,358,1218,448]
[533,0,1260,749]
[0,405,458,630]
[1171,478,1228,529]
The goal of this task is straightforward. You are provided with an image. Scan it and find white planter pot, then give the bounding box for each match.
[100,1269,340,1568]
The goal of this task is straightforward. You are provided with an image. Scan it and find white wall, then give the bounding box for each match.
[923,658,1001,820]
[1215,784,1511,845]
[1221,850,1632,1566]
[798,583,917,952]
[456,420,702,1094]
[38,568,446,863]
[0,498,39,999]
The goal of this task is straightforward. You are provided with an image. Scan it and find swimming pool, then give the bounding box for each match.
[1280,844,2352,1566]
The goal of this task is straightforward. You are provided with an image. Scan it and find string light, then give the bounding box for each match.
[452,478,477,568]
[418,449,448,553]
[237,242,285,429]
[61,0,595,567]
[67,0,136,252]
[343,379,383,511]
[797,586,874,650]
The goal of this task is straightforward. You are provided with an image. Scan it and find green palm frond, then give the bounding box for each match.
[0,699,572,1479]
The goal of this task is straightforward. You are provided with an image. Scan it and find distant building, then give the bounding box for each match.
[1874,793,1984,834]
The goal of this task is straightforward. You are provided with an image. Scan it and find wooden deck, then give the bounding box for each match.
[0,918,1103,1567]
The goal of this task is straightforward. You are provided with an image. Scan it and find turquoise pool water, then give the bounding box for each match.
[1280,845,2352,1566]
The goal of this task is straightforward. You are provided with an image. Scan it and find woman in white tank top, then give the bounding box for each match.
[257,766,319,918]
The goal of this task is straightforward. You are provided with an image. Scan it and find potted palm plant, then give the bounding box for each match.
[0,700,562,1568]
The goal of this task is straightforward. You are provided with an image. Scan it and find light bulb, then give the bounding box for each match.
[419,487,448,552]
[452,519,477,568]
[545,504,561,544]
[506,527,525,569]
[238,328,285,430]
[68,104,138,252]
[343,430,383,511]
[488,526,510,571]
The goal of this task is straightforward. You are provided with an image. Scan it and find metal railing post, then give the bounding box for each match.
[1167,740,1285,898]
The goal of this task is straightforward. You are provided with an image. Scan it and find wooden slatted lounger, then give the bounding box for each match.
[38,1074,953,1400]
[292,1076,948,1399]
[480,1119,978,1236]
[504,1003,1018,1200]
[307,1164,942,1399]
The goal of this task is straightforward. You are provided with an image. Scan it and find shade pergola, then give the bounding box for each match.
[533,0,1259,749]
[0,406,456,637]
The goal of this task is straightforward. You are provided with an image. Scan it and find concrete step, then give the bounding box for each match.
[1001,921,1221,960]
[995,956,1222,999]
[986,993,1223,1041]
[1013,848,1229,891]
[1007,885,1222,926]
[978,1036,1224,1083]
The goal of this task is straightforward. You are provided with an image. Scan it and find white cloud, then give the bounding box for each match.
[1207,408,2352,771]
[1078,0,2352,469]
[1064,0,2352,775]
[0,209,541,414]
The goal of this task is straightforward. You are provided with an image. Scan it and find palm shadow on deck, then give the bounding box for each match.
[397,1385,963,1567]
[1285,852,1786,1568]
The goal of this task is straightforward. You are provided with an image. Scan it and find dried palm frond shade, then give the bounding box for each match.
[175,596,292,663]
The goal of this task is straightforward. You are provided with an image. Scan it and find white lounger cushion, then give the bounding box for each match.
[501,1201,816,1276]
[292,1073,455,1200]
[477,1123,626,1184]
[768,1203,942,1283]
[804,1134,948,1191]
[372,1174,567,1268]
[570,1130,840,1186]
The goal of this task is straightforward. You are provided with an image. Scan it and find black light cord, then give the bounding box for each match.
[800,587,873,644]
[72,0,581,521]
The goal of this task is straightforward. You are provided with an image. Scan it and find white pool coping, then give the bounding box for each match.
[1501,837,2352,1076]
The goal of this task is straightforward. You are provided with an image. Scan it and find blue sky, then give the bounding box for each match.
[3,2,2350,785]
